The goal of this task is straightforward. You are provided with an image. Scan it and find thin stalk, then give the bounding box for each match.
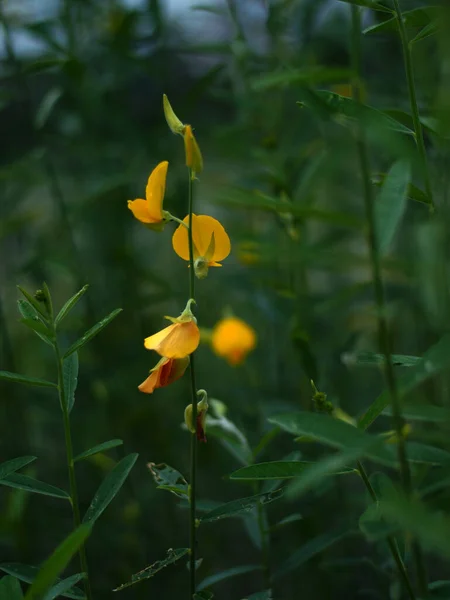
[356,461,416,600]
[351,6,427,598]
[392,0,434,211]
[53,333,93,600]
[256,496,271,589]
[187,170,198,597]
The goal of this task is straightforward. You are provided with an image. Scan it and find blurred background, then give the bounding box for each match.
[1,0,450,598]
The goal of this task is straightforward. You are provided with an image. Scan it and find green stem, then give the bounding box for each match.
[256,495,271,589]
[187,169,198,598]
[392,0,434,211]
[54,335,93,600]
[356,461,416,600]
[351,6,427,598]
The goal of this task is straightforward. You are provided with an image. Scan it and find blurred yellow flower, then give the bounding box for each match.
[211,317,256,365]
[144,300,200,359]
[138,356,189,394]
[127,161,169,230]
[172,214,231,278]
[184,124,203,175]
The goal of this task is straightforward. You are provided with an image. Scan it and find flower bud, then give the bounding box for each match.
[163,94,185,135]
[184,395,208,442]
[184,125,203,176]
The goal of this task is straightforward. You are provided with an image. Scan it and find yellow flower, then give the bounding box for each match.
[144,300,199,359]
[138,356,189,394]
[127,161,169,230]
[211,317,256,366]
[184,124,203,175]
[172,214,231,278]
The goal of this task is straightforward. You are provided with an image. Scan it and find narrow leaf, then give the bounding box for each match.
[0,474,70,500]
[55,285,89,327]
[359,503,398,540]
[337,0,392,12]
[63,353,78,413]
[274,526,351,579]
[0,456,37,480]
[230,461,355,481]
[74,440,123,463]
[24,525,91,600]
[0,576,23,599]
[405,442,450,466]
[147,462,189,498]
[200,489,284,524]
[63,308,122,358]
[17,300,53,346]
[42,573,85,600]
[358,334,450,430]
[0,371,56,389]
[375,160,410,254]
[342,352,421,368]
[113,548,189,591]
[252,67,352,91]
[198,565,260,591]
[0,565,83,600]
[411,20,439,44]
[382,403,450,422]
[19,318,54,343]
[17,286,49,321]
[35,87,63,130]
[83,453,138,524]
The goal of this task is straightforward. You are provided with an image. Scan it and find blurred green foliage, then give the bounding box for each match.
[1,0,450,598]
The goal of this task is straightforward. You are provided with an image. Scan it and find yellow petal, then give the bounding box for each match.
[211,317,256,365]
[144,322,200,358]
[146,161,168,222]
[172,214,230,263]
[128,199,153,223]
[184,125,203,174]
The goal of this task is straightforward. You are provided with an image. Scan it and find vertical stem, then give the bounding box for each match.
[356,461,416,600]
[350,6,427,598]
[54,337,93,600]
[392,0,435,211]
[256,497,271,589]
[187,170,198,598]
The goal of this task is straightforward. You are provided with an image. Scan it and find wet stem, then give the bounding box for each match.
[350,6,426,599]
[187,169,198,598]
[53,326,93,600]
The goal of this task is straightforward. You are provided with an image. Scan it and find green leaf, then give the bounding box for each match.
[252,67,352,91]
[342,351,421,367]
[24,525,91,600]
[411,20,439,44]
[428,581,450,598]
[337,0,392,12]
[0,457,37,480]
[83,453,138,524]
[230,461,355,481]
[382,403,450,422]
[17,301,53,346]
[0,371,56,389]
[269,412,394,466]
[363,7,438,36]
[359,503,398,540]
[0,576,23,599]
[375,160,410,255]
[19,318,54,342]
[148,463,189,498]
[42,574,85,600]
[35,87,63,130]
[17,286,49,321]
[198,565,261,591]
[373,172,431,205]
[200,489,284,524]
[55,285,89,328]
[271,513,303,531]
[0,474,70,500]
[0,565,83,600]
[274,526,351,579]
[74,440,123,463]
[358,334,450,430]
[63,308,122,358]
[63,353,78,413]
[378,494,450,558]
[113,548,189,591]
[405,442,450,466]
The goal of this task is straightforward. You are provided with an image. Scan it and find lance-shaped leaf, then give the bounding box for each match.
[342,352,421,367]
[83,453,138,524]
[0,474,70,500]
[358,334,450,430]
[147,463,189,498]
[24,525,91,600]
[113,548,189,591]
[0,457,37,480]
[0,575,23,599]
[0,565,83,600]
[63,353,78,412]
[337,0,392,12]
[55,285,89,327]
[42,573,85,600]
[198,565,261,591]
[252,67,352,91]
[64,308,122,358]
[74,440,123,463]
[382,403,450,422]
[0,371,56,389]
[17,300,53,346]
[363,6,439,36]
[200,489,284,524]
[230,461,355,481]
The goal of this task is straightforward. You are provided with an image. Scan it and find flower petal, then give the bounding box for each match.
[128,199,153,223]
[146,161,168,222]
[144,322,199,358]
[211,317,256,365]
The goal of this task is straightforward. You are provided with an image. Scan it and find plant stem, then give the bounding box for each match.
[392,0,434,212]
[256,495,271,589]
[187,169,198,598]
[356,461,416,600]
[54,335,93,600]
[350,6,427,598]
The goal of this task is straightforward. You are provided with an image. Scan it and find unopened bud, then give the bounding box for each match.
[163,94,185,135]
